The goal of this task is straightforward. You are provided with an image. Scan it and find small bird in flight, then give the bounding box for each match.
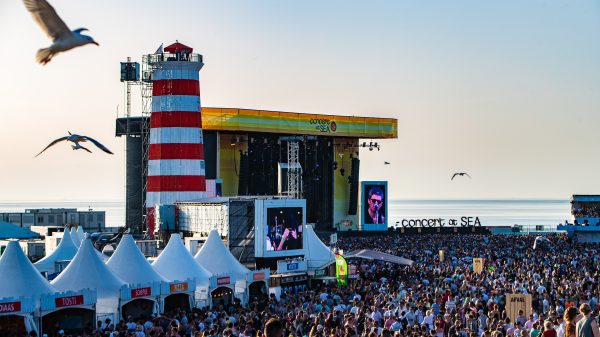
[23,0,99,65]
[36,132,113,157]
[384,161,391,165]
[451,172,471,180]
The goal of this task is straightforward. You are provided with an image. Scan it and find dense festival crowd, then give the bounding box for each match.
[39,233,600,337]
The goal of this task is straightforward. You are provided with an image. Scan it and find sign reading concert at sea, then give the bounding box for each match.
[506,294,532,325]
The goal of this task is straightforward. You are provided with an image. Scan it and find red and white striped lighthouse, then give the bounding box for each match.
[146,41,206,234]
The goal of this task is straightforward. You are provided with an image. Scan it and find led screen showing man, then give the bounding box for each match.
[266,207,303,251]
[362,181,388,231]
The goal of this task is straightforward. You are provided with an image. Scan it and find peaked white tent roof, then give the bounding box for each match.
[70,227,81,247]
[107,234,168,284]
[35,227,78,274]
[194,229,250,282]
[0,241,56,299]
[76,226,85,244]
[152,234,211,288]
[52,239,125,314]
[304,225,335,270]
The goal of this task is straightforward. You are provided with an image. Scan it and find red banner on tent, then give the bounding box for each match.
[217,277,231,285]
[131,287,151,298]
[170,282,188,292]
[55,295,84,308]
[0,301,21,314]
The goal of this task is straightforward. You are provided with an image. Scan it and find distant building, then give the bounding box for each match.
[0,208,106,232]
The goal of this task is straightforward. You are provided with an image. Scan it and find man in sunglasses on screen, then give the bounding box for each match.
[366,186,386,224]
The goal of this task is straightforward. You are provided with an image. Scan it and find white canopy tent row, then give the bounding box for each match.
[152,234,212,307]
[194,229,251,303]
[0,240,97,336]
[35,227,78,276]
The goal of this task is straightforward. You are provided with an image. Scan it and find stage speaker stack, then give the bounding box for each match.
[348,158,360,215]
[238,152,249,195]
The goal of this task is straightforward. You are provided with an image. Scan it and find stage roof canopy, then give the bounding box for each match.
[116,108,397,139]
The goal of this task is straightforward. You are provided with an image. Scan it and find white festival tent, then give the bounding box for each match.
[35,227,78,275]
[52,239,126,317]
[107,235,168,313]
[152,234,211,301]
[194,229,250,293]
[0,241,57,334]
[70,227,82,247]
[304,225,336,270]
[107,235,169,284]
[76,226,85,245]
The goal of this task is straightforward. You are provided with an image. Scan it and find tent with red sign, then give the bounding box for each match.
[194,229,249,298]
[107,234,167,319]
[208,274,236,308]
[35,227,78,276]
[40,289,97,335]
[246,269,270,303]
[52,239,126,321]
[152,234,211,307]
[304,225,335,270]
[0,240,57,336]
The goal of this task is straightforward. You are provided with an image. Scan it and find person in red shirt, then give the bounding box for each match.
[543,320,557,337]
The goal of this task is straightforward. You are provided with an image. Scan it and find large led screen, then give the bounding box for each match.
[362,181,388,231]
[266,207,303,251]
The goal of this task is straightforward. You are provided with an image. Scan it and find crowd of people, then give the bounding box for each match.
[572,205,600,219]
[37,233,600,337]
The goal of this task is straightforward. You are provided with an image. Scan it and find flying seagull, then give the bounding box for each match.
[23,0,99,65]
[35,132,113,157]
[384,161,391,165]
[451,172,471,180]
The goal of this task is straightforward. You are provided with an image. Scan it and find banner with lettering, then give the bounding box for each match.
[505,294,532,324]
[335,254,348,286]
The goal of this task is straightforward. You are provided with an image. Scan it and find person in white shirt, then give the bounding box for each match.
[422,309,435,331]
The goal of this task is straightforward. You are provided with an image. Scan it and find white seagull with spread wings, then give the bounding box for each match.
[36,132,113,157]
[22,0,99,65]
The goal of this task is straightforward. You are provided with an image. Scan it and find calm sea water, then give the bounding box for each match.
[0,199,571,228]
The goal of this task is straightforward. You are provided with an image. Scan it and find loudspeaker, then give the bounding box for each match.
[348,158,360,215]
[238,152,249,195]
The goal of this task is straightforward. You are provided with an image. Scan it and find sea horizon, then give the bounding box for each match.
[0,198,572,229]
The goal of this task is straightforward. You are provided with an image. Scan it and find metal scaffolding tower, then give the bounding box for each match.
[140,54,155,231]
[287,140,301,199]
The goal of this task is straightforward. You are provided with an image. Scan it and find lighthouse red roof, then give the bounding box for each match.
[165,41,193,53]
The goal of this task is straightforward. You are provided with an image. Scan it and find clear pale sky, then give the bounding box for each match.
[0,0,599,201]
